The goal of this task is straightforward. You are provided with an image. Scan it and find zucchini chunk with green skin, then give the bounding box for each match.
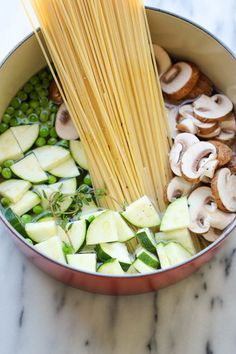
[48,157,80,178]
[122,196,160,227]
[96,242,132,271]
[25,220,57,243]
[132,259,157,274]
[86,210,118,245]
[114,212,135,242]
[81,200,97,213]
[11,124,39,152]
[156,242,171,269]
[164,241,192,266]
[0,129,23,163]
[136,228,156,253]
[66,220,87,252]
[4,208,28,238]
[32,145,70,171]
[34,236,65,264]
[0,179,31,203]
[155,228,196,255]
[126,263,139,274]
[67,253,97,272]
[10,191,40,216]
[11,154,48,183]
[80,210,105,222]
[136,247,160,269]
[160,197,190,232]
[70,140,88,170]
[97,259,125,275]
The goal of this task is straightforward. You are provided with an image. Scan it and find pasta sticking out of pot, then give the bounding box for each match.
[22,0,171,211]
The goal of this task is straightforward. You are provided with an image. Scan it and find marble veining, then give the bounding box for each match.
[1,1,236,354]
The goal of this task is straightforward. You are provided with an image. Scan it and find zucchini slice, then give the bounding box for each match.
[67,253,96,272]
[155,228,196,255]
[97,259,124,275]
[135,247,159,269]
[11,153,48,183]
[10,191,40,216]
[156,242,170,269]
[132,259,157,274]
[4,208,28,238]
[33,145,70,170]
[96,242,132,270]
[48,157,80,178]
[164,242,192,266]
[70,140,88,170]
[25,220,57,243]
[86,210,118,245]
[160,197,190,232]
[122,196,160,228]
[114,212,135,242]
[34,236,65,263]
[66,219,87,252]
[11,124,39,152]
[0,129,23,163]
[0,179,31,203]
[136,228,156,253]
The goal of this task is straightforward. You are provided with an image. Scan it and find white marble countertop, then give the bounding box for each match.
[0,1,236,354]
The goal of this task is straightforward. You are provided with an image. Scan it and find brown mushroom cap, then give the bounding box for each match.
[164,176,193,203]
[169,133,199,176]
[193,94,233,122]
[202,228,221,242]
[181,141,218,182]
[153,44,172,76]
[197,127,221,139]
[209,140,232,167]
[211,168,236,212]
[49,80,63,105]
[186,73,213,99]
[161,62,200,101]
[220,113,236,132]
[227,156,236,173]
[55,103,79,140]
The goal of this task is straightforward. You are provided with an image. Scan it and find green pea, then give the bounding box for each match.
[26,108,34,116]
[21,214,32,224]
[50,105,58,113]
[83,174,92,186]
[25,238,33,245]
[35,137,46,147]
[2,114,11,124]
[48,175,57,184]
[29,91,38,100]
[20,102,29,113]
[40,109,49,122]
[6,107,15,116]
[35,107,41,116]
[17,90,28,101]
[50,113,56,124]
[15,110,24,118]
[0,123,8,133]
[50,127,58,138]
[47,137,57,145]
[35,84,43,93]
[33,205,44,214]
[1,197,10,207]
[23,83,33,93]
[78,184,90,193]
[30,100,39,109]
[4,160,14,168]
[40,97,49,107]
[2,168,12,179]
[30,75,40,86]
[39,125,50,138]
[57,139,69,148]
[20,117,29,125]
[10,118,18,127]
[46,121,53,128]
[42,78,50,89]
[38,88,48,98]
[11,97,21,109]
[39,70,48,80]
[28,113,39,123]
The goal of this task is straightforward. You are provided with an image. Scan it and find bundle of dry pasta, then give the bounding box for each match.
[23,0,171,211]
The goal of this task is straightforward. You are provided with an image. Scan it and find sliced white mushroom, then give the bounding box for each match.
[55,103,79,140]
[197,127,221,139]
[227,156,236,173]
[209,140,232,167]
[193,94,233,122]
[179,104,194,119]
[181,141,218,182]
[164,176,193,203]
[161,62,200,101]
[187,73,213,99]
[220,113,236,132]
[199,159,218,179]
[211,168,236,212]
[202,228,221,242]
[194,120,219,135]
[176,117,198,134]
[166,106,179,139]
[152,44,172,76]
[169,133,199,176]
[188,186,235,234]
[216,129,235,142]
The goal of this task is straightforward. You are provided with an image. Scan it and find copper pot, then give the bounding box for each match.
[0,8,235,295]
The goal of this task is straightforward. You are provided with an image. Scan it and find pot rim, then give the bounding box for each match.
[0,7,235,279]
